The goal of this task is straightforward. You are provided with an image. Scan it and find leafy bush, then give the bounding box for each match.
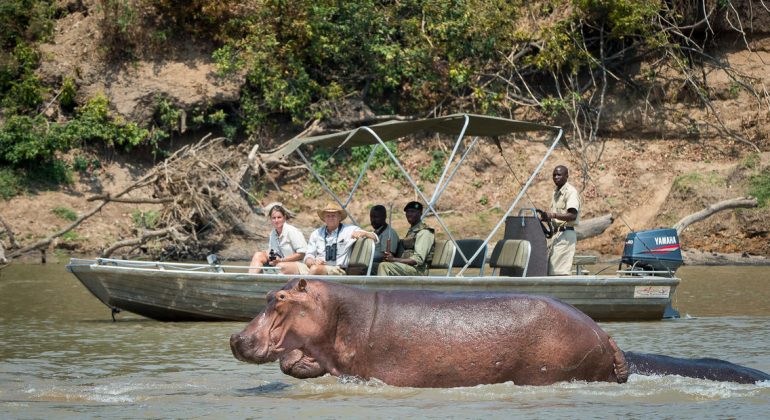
[0,114,67,166]
[0,168,23,199]
[216,0,527,130]
[419,151,447,182]
[61,94,150,149]
[72,154,102,173]
[59,77,78,111]
[748,168,770,207]
[52,205,78,221]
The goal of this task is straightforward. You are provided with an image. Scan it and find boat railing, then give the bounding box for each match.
[93,258,281,274]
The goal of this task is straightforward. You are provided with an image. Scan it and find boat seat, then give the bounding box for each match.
[452,239,487,276]
[489,239,531,277]
[429,239,456,276]
[347,237,376,276]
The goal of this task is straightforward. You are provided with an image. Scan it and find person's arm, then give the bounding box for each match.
[547,208,577,223]
[387,228,399,254]
[304,230,322,266]
[351,229,378,242]
[548,187,580,223]
[282,226,307,263]
[409,230,433,266]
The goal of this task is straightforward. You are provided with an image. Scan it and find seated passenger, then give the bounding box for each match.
[378,201,435,276]
[370,204,399,274]
[249,203,307,274]
[303,202,378,275]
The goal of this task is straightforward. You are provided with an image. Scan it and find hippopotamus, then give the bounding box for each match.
[230,279,770,387]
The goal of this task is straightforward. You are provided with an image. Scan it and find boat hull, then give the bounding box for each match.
[67,258,678,322]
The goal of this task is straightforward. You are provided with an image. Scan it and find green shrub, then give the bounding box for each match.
[59,77,78,111]
[59,94,150,150]
[72,154,102,173]
[0,114,68,166]
[419,151,446,182]
[0,168,23,199]
[52,205,78,221]
[748,168,770,207]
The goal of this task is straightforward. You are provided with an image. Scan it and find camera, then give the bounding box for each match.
[268,249,277,262]
[325,243,338,261]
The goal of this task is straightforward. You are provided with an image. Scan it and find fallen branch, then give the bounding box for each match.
[86,195,174,204]
[673,197,758,234]
[0,214,19,248]
[576,213,614,240]
[101,226,181,257]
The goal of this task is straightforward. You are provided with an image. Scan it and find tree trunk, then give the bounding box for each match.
[673,197,758,234]
[576,213,614,240]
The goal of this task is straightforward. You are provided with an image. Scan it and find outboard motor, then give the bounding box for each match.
[620,228,683,277]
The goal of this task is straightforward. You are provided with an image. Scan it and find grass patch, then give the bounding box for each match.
[671,171,724,194]
[739,153,760,170]
[61,230,80,241]
[131,210,160,229]
[52,206,77,221]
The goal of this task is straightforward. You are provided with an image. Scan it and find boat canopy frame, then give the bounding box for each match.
[274,113,564,276]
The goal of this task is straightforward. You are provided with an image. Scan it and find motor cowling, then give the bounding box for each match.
[621,228,683,276]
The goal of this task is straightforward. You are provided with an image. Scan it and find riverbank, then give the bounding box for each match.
[1,140,768,264]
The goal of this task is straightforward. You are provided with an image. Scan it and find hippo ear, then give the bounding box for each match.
[297,279,307,292]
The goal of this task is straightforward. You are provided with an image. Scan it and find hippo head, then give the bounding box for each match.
[230,278,330,376]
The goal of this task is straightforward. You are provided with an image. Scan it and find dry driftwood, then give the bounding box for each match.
[101,226,184,257]
[576,213,614,240]
[6,134,270,261]
[673,196,758,234]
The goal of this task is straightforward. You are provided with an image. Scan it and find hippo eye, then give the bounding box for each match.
[277,292,286,301]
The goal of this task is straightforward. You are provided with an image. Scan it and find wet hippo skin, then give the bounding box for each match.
[230,279,769,387]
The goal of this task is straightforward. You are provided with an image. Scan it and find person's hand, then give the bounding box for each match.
[352,230,371,239]
[313,258,326,266]
[383,251,393,262]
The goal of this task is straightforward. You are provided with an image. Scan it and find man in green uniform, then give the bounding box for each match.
[545,165,581,275]
[377,201,435,276]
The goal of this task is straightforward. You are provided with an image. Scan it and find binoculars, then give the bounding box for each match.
[325,243,338,261]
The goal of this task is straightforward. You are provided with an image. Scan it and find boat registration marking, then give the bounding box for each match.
[633,285,670,298]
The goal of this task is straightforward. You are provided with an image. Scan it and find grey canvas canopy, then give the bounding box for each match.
[263,113,564,275]
[264,113,561,161]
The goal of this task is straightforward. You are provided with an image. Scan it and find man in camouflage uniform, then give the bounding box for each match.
[377,201,435,276]
[546,165,581,275]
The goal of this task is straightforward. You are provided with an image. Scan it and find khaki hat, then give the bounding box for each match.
[317,202,348,222]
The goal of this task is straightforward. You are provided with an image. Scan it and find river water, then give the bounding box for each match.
[1,263,768,418]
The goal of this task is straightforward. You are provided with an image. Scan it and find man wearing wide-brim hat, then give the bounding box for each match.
[377,201,435,276]
[302,202,378,275]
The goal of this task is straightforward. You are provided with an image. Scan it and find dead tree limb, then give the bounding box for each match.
[673,197,758,234]
[101,226,182,257]
[576,213,614,240]
[86,195,174,204]
[0,214,19,248]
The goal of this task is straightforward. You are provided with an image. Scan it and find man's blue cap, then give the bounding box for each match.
[404,201,423,212]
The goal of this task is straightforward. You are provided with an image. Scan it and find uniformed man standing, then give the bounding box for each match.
[377,201,435,276]
[545,165,581,275]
